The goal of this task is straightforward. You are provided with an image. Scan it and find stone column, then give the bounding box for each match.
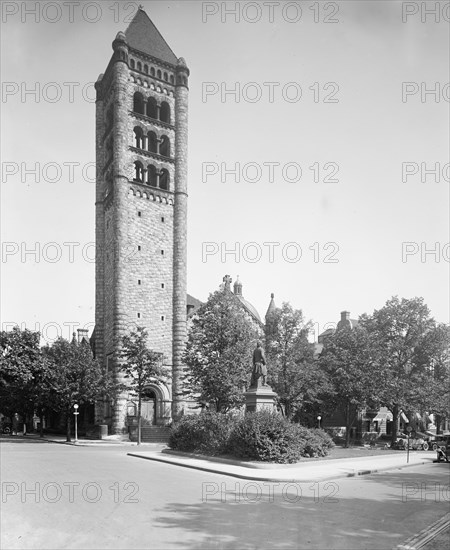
[172,58,189,421]
[111,33,131,434]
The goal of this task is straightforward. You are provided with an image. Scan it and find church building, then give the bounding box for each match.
[93,7,190,435]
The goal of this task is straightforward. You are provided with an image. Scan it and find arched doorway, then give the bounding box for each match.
[141,389,157,425]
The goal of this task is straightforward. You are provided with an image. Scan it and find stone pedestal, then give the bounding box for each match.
[244,385,278,413]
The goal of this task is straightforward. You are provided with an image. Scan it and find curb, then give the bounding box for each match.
[127,452,434,482]
[395,512,450,550]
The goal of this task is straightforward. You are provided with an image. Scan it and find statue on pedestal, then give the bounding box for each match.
[250,341,267,389]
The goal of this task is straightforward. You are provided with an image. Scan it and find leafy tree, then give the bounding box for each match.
[266,302,331,420]
[183,290,263,412]
[43,336,117,441]
[319,324,382,447]
[119,326,167,445]
[406,323,450,432]
[0,327,51,432]
[361,296,437,445]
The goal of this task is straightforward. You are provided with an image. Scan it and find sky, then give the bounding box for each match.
[1,0,449,344]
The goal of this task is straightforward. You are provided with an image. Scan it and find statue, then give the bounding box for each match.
[250,341,267,388]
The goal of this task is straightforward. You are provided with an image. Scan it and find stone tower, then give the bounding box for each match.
[94,7,189,433]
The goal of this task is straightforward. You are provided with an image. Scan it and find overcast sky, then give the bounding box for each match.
[1,0,449,343]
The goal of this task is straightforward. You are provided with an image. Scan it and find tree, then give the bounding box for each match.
[0,327,51,433]
[319,324,382,447]
[119,326,167,445]
[183,290,263,412]
[266,302,331,420]
[361,296,437,445]
[43,336,116,441]
[407,323,450,432]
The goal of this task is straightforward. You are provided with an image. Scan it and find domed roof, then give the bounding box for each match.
[236,296,262,323]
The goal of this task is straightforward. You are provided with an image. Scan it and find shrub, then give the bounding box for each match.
[169,410,334,463]
[168,411,234,455]
[228,410,334,463]
[295,426,335,457]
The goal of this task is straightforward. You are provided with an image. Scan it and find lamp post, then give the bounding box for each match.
[73,404,79,444]
[406,425,412,463]
[317,415,322,429]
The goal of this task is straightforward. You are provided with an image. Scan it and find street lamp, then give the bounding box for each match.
[317,415,322,429]
[73,404,79,444]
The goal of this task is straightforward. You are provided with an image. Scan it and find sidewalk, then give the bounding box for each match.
[127,449,438,482]
[0,434,162,448]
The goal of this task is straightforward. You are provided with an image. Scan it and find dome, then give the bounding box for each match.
[236,296,261,323]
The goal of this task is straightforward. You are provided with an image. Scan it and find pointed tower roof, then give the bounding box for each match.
[265,293,277,319]
[125,7,178,65]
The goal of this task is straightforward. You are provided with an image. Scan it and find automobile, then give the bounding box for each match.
[386,433,429,451]
[428,434,450,451]
[0,421,12,434]
[435,435,450,463]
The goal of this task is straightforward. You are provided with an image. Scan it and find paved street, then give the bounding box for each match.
[1,439,449,549]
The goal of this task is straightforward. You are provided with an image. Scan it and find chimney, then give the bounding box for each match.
[340,311,350,321]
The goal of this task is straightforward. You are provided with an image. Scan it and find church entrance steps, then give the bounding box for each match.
[129,426,171,443]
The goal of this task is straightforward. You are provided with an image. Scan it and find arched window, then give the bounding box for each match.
[147,165,158,187]
[147,131,158,154]
[146,96,158,119]
[157,69,162,79]
[160,102,170,124]
[134,161,144,183]
[159,169,170,191]
[130,59,135,69]
[133,92,145,114]
[137,61,142,72]
[144,64,148,74]
[160,135,170,157]
[170,75,174,84]
[150,67,155,76]
[133,127,144,149]
[163,72,168,82]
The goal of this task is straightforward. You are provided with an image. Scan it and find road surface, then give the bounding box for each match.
[1,439,449,549]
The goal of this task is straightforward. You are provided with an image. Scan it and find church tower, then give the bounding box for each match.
[94,7,189,433]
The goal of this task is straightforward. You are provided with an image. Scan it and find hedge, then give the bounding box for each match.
[169,410,334,463]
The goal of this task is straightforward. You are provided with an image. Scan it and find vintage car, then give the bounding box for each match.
[428,434,449,451]
[435,435,450,462]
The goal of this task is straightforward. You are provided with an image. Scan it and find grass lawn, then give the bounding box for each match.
[304,444,427,461]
